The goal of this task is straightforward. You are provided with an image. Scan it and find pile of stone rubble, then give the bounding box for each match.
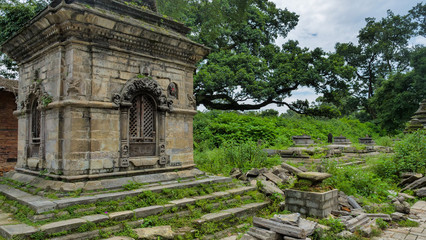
[399,173,426,198]
[229,162,313,197]
[240,213,318,240]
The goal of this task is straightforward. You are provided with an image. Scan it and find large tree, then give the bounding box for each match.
[158,0,353,113]
[332,3,425,119]
[0,0,48,79]
[370,46,426,133]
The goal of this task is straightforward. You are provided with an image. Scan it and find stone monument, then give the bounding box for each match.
[292,135,314,146]
[0,0,209,188]
[333,135,351,145]
[406,99,426,132]
[358,135,375,145]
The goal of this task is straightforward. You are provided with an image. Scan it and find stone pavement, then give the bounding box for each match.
[374,201,426,240]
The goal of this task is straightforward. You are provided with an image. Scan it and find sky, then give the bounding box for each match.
[201,0,424,113]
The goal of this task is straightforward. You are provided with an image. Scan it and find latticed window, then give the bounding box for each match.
[129,94,156,156]
[31,100,41,142]
[30,100,41,158]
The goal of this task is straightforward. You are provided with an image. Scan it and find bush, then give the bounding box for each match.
[194,140,281,175]
[322,159,393,201]
[393,130,426,174]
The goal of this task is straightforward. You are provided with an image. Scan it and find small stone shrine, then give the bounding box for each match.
[406,99,426,132]
[334,135,351,145]
[0,0,209,187]
[292,135,314,146]
[358,135,375,145]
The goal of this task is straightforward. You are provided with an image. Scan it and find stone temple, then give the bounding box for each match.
[0,0,209,189]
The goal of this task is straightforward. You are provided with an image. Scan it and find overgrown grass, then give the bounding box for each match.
[194,140,281,175]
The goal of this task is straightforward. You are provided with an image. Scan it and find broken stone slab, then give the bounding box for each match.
[298,218,318,236]
[133,205,164,218]
[263,149,280,156]
[230,168,243,178]
[398,193,416,200]
[365,213,391,221]
[271,213,300,226]
[240,233,257,240]
[246,168,260,178]
[282,163,302,174]
[40,218,87,234]
[336,231,353,238]
[263,172,283,185]
[401,172,423,178]
[399,173,423,187]
[347,196,361,209]
[345,214,371,232]
[415,187,426,197]
[401,176,426,191]
[134,226,174,239]
[296,172,332,183]
[253,217,306,238]
[393,201,410,214]
[391,212,407,221]
[258,180,284,196]
[0,224,38,239]
[247,226,279,240]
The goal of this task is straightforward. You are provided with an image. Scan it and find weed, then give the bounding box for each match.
[397,219,419,227]
[376,218,388,230]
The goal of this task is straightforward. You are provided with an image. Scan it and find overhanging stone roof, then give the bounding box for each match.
[1,0,209,65]
[0,77,18,94]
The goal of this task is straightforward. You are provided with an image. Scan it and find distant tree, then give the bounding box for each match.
[333,3,425,119]
[370,46,426,133]
[0,0,48,79]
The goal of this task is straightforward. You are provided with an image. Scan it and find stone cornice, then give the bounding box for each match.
[1,1,209,65]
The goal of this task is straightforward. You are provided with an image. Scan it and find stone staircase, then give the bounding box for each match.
[0,172,270,239]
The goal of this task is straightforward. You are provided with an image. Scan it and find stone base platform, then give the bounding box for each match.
[4,165,201,192]
[0,173,268,240]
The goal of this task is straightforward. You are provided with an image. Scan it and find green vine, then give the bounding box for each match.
[41,94,53,107]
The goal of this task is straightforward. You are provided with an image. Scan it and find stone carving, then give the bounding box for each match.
[113,76,173,112]
[187,94,197,110]
[20,83,46,111]
[167,82,178,98]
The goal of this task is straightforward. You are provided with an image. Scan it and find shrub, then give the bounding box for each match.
[322,159,392,201]
[393,130,426,174]
[194,140,281,175]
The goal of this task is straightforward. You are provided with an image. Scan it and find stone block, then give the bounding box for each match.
[40,218,86,234]
[134,206,164,218]
[0,224,38,239]
[108,211,134,221]
[27,200,57,214]
[81,214,109,223]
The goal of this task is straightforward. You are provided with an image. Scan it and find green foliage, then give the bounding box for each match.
[376,218,389,230]
[397,219,419,227]
[194,111,383,150]
[318,217,346,234]
[322,159,393,201]
[0,0,48,78]
[195,140,281,175]
[393,130,426,174]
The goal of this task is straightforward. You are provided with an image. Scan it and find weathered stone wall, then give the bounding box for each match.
[0,91,18,174]
[3,0,208,177]
[285,189,339,218]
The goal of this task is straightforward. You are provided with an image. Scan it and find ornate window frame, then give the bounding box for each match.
[20,83,46,170]
[113,76,173,169]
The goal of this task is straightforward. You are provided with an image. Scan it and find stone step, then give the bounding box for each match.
[194,202,269,225]
[0,175,232,214]
[0,185,256,239]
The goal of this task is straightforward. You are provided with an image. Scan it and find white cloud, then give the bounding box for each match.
[273,0,420,51]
